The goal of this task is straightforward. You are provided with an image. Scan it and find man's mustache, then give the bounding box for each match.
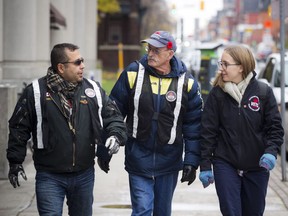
[148,57,157,62]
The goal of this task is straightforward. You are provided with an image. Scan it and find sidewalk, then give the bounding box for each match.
[0,148,288,216]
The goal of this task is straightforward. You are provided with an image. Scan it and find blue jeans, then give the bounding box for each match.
[35,167,95,216]
[214,159,269,216]
[129,172,178,216]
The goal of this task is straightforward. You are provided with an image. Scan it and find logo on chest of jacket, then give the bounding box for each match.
[80,96,88,105]
[248,96,260,111]
[166,91,177,102]
[85,88,96,98]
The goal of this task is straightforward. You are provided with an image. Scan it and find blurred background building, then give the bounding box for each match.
[97,0,142,72]
[205,0,286,61]
[97,0,175,72]
[0,0,287,91]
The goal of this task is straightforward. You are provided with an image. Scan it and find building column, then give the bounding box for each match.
[83,0,99,81]
[0,0,3,81]
[2,0,50,92]
[50,0,99,81]
[0,85,17,179]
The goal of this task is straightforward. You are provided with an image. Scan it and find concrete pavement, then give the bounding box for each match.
[0,148,288,216]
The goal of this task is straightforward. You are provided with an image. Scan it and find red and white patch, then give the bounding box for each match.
[248,96,260,111]
[166,91,177,102]
[85,88,96,98]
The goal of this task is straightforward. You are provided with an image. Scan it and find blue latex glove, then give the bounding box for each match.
[259,153,276,171]
[199,170,214,188]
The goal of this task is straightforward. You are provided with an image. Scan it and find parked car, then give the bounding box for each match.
[257,52,288,104]
[257,52,288,158]
[255,42,273,62]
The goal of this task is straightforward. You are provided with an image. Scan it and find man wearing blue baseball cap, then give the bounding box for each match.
[141,30,177,52]
[110,30,203,215]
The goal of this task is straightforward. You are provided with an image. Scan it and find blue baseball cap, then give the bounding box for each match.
[141,31,177,52]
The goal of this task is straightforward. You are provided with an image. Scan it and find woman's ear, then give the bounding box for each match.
[239,65,244,73]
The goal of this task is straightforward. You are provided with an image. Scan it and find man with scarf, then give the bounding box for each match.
[6,43,127,216]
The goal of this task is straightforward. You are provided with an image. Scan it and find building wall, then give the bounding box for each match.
[0,0,3,80]
[0,0,99,93]
[2,0,49,92]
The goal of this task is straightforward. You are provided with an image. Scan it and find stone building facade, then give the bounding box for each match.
[0,0,99,93]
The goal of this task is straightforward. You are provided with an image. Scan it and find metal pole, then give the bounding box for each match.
[279,0,287,181]
[180,18,184,43]
[117,43,124,77]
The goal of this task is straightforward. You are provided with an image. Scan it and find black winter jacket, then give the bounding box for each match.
[7,77,127,173]
[200,77,284,171]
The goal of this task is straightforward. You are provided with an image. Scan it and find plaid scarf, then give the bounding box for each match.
[46,67,78,120]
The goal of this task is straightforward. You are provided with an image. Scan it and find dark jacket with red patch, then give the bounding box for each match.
[200,76,284,171]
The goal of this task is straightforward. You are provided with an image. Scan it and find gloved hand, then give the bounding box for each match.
[180,165,196,185]
[97,158,111,173]
[105,136,120,155]
[8,164,27,188]
[199,170,214,188]
[259,153,276,171]
[96,144,112,173]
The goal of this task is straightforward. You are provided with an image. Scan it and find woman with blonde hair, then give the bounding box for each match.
[199,44,283,215]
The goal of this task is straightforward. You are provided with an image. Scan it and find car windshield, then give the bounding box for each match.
[274,61,288,87]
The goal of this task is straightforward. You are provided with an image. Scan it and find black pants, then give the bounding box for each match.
[213,159,269,216]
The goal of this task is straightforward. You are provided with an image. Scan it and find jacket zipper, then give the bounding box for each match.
[50,94,76,167]
[152,77,162,178]
[71,99,78,167]
[68,108,76,167]
[238,103,242,167]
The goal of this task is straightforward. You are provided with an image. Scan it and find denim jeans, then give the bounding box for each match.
[213,159,269,216]
[129,172,178,216]
[35,167,95,216]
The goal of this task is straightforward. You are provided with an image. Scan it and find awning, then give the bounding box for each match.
[50,3,66,27]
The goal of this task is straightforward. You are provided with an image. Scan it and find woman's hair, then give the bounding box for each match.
[213,44,255,88]
[50,43,79,72]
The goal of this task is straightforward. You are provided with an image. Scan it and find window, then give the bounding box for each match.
[262,58,276,82]
[108,25,122,44]
[274,61,288,87]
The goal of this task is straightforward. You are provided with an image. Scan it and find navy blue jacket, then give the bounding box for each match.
[200,76,284,171]
[110,55,203,178]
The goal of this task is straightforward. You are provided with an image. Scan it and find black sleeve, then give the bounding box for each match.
[99,83,127,146]
[200,87,221,171]
[262,87,284,156]
[7,85,34,164]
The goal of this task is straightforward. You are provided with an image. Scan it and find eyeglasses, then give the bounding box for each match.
[61,58,84,66]
[217,61,240,70]
[145,46,169,55]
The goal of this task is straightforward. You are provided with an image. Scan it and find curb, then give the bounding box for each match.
[269,158,288,210]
